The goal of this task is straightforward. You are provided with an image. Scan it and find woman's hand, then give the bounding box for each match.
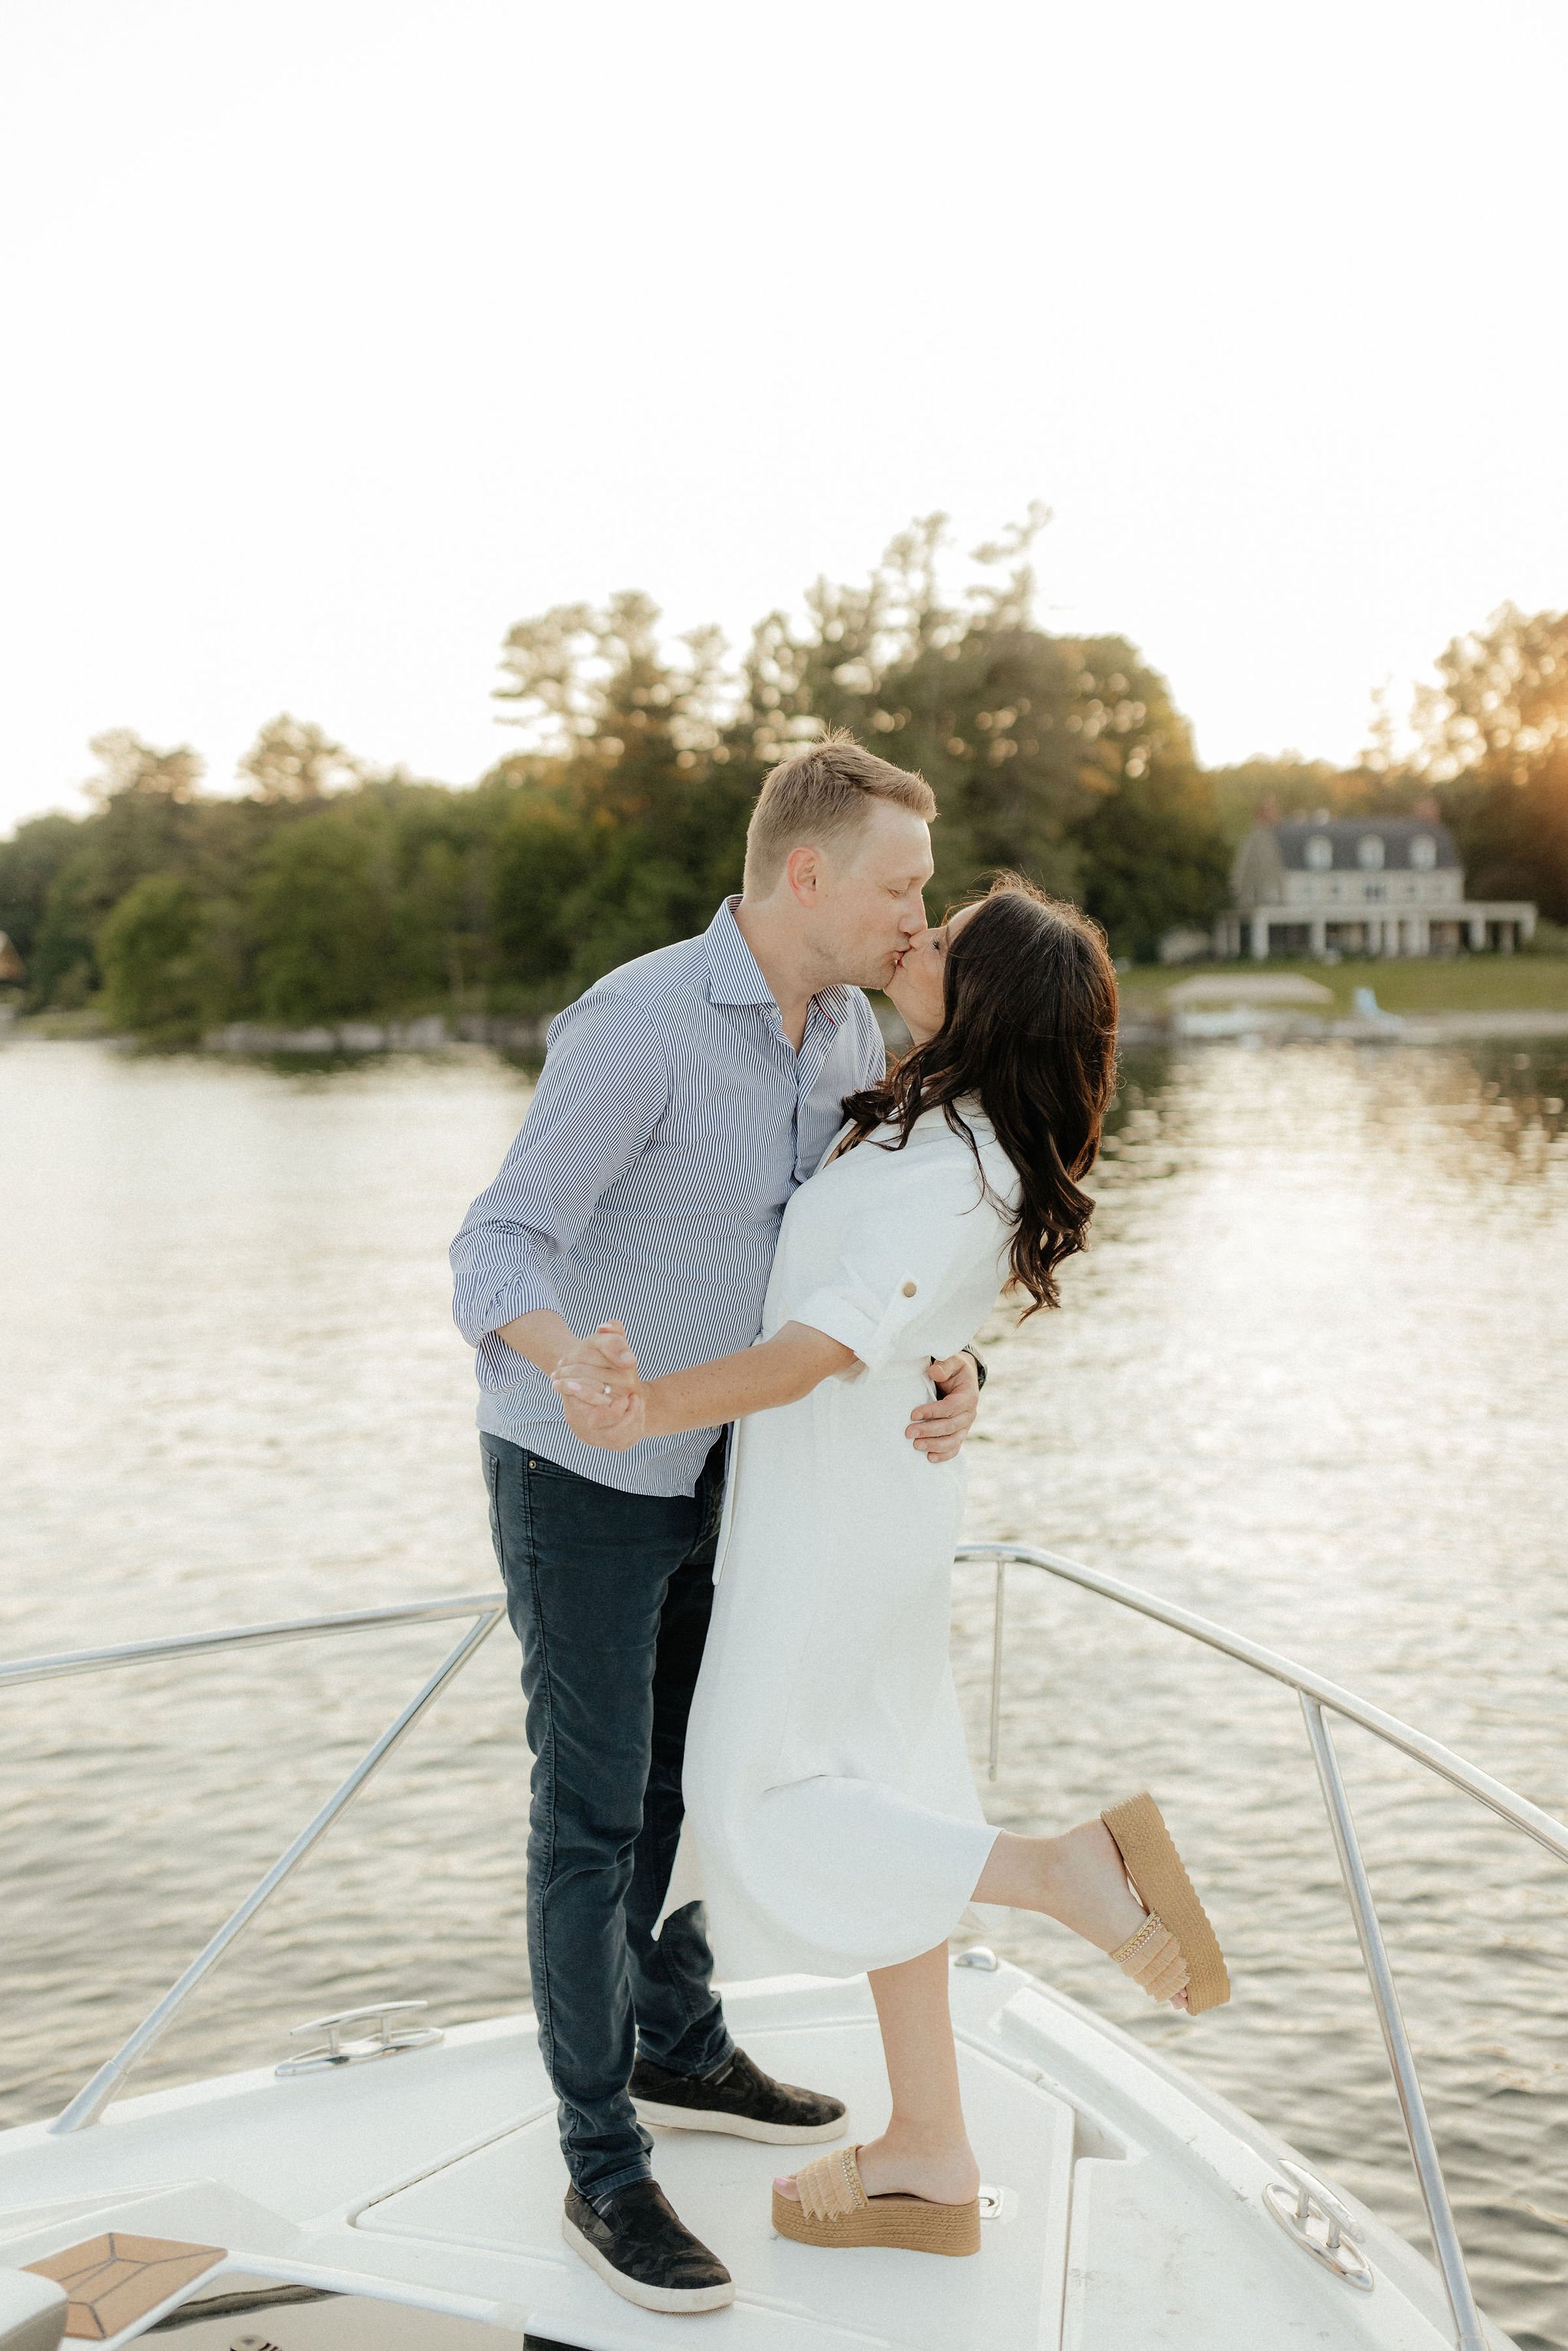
[552,1324,648,1451]
[906,1350,980,1462]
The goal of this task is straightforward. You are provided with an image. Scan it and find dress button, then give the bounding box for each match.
[901,1280,918,1296]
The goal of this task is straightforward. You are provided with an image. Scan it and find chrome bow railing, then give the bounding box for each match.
[1,1594,508,2134]
[958,1541,1568,2351]
[9,1552,1565,2351]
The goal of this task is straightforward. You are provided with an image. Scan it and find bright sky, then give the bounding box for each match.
[3,0,1565,834]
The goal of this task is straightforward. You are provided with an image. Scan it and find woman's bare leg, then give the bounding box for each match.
[776,1824,1189,2207]
[975,1820,1189,2008]
[774,1943,980,2206]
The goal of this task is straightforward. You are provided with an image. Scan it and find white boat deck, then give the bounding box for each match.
[8,1549,1558,2349]
[0,1962,1508,2351]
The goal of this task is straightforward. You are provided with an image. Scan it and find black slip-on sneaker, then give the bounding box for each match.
[631,2045,848,2144]
[562,2180,734,2313]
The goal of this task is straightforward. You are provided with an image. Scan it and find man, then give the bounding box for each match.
[449,735,982,2314]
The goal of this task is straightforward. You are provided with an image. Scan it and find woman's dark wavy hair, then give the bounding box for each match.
[840,874,1119,1315]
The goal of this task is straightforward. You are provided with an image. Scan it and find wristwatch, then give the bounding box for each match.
[962,1344,988,1391]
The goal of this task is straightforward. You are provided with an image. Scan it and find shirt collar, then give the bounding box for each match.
[702,896,849,1030]
[703,896,778,1007]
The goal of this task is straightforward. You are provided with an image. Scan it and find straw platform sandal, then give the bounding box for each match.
[1101,1791,1230,2013]
[771,2146,981,2258]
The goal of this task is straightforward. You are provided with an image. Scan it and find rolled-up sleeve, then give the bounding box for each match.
[790,1266,922,1374]
[449,991,671,1350]
[790,1141,999,1376]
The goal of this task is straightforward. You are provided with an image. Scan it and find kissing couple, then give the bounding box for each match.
[450,734,1228,2315]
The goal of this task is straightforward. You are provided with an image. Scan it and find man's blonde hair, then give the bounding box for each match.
[743,731,937,892]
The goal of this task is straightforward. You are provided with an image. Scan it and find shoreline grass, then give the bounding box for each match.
[1117,955,1568,1019]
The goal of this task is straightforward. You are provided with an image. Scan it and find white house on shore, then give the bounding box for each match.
[1214,815,1537,960]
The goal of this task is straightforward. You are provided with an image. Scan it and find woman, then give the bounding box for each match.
[555,875,1227,2261]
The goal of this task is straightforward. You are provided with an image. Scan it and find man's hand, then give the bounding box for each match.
[552,1323,648,1450]
[906,1350,980,1463]
[554,1322,638,1396]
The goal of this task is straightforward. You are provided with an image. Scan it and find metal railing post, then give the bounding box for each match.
[988,1559,1006,1781]
[1300,1693,1486,2351]
[48,1603,504,2133]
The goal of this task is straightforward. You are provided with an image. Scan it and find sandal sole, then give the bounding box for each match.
[772,2187,981,2256]
[1101,1791,1230,2013]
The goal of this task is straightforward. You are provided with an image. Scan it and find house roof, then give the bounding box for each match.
[1270,818,1460,872]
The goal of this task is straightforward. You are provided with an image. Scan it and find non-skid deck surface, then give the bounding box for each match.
[358,2017,1076,2351]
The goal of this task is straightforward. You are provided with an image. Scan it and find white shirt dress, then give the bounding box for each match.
[678,1103,1018,1980]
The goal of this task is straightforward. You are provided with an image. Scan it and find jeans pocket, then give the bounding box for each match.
[483,1444,507,1578]
[523,1450,576,1484]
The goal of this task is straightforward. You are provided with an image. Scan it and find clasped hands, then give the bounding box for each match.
[551,1324,981,1460]
[551,1324,648,1451]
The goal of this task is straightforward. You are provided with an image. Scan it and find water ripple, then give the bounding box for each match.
[2,1037,1565,2347]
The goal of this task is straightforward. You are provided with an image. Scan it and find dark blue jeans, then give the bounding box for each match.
[481,1431,734,2199]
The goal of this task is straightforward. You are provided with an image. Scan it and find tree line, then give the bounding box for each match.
[2,517,1564,1042]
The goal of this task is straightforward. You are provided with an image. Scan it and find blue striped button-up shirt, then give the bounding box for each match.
[450,897,887,1495]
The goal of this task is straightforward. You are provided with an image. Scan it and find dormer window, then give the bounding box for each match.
[1305,834,1333,870]
[1410,833,1437,870]
[1357,834,1385,870]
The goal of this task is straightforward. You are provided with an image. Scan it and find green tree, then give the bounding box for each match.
[495,592,754,987]
[484,517,1228,981]
[0,812,83,988]
[488,793,596,990]
[7,512,1277,1026]
[238,714,358,803]
[99,873,224,1042]
[26,852,103,1007]
[30,733,207,1005]
[721,514,1200,921]
[1419,604,1568,784]
[250,808,397,1023]
[1439,754,1568,923]
[1072,764,1231,959]
[381,777,498,1002]
[1418,606,1568,923]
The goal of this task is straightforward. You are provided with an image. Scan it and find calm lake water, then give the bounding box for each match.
[2,1033,1566,2347]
